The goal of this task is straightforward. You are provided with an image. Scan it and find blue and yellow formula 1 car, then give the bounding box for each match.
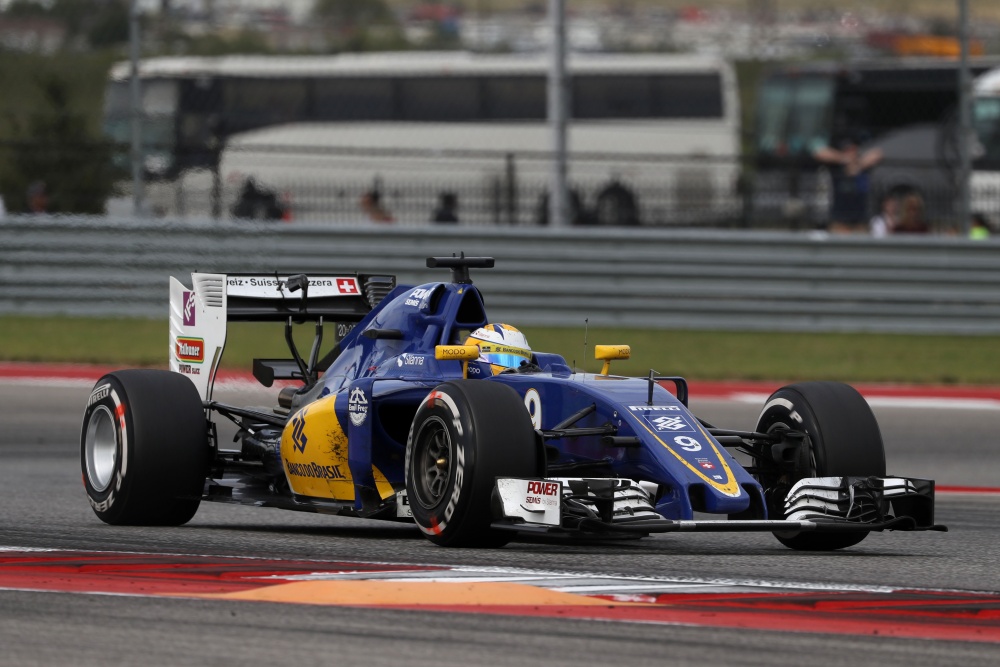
[81,255,944,549]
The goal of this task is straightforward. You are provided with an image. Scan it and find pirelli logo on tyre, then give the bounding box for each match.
[175,337,205,363]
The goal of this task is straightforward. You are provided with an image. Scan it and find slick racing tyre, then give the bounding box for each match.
[406,380,539,547]
[755,381,886,551]
[81,369,209,526]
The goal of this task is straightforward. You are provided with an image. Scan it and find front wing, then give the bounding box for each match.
[492,476,946,536]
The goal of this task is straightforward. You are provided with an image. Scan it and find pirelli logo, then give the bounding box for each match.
[175,337,205,363]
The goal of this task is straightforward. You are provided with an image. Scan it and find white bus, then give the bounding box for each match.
[106,52,740,225]
[971,66,1000,227]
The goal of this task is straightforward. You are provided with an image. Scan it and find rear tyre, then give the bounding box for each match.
[406,380,539,547]
[754,381,885,551]
[81,370,209,526]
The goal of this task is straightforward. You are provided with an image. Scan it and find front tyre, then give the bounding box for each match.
[406,381,539,547]
[755,381,886,551]
[81,370,209,526]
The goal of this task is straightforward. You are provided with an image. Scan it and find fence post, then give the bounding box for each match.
[505,153,518,226]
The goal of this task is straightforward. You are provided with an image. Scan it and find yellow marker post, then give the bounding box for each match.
[594,345,631,376]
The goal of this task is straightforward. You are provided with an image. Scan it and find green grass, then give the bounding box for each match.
[2,315,997,385]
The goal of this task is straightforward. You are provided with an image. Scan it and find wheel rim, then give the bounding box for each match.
[411,416,453,510]
[84,405,117,492]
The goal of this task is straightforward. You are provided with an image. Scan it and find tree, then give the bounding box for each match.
[1,0,130,49]
[0,74,119,214]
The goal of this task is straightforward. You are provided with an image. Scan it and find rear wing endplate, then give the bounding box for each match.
[169,272,395,400]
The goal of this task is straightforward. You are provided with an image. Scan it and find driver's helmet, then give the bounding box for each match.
[464,324,532,375]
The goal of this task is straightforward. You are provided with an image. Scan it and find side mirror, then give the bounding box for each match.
[436,345,481,379]
[594,345,630,376]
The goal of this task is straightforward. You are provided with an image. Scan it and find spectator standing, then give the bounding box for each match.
[970,212,992,239]
[813,135,883,232]
[431,191,459,224]
[27,180,48,213]
[360,190,394,223]
[869,192,898,237]
[893,192,930,234]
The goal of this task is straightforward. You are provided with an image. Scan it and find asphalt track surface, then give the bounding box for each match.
[0,368,998,666]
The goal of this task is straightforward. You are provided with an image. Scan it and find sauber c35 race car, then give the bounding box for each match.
[81,255,944,549]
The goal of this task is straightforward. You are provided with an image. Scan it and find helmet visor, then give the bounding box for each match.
[481,352,529,370]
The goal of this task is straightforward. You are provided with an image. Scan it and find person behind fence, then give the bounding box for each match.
[813,133,883,232]
[869,192,898,238]
[892,192,930,234]
[431,191,459,224]
[360,189,394,223]
[27,180,48,214]
[970,212,993,239]
[231,177,286,221]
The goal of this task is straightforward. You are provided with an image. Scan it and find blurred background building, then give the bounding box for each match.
[0,0,998,233]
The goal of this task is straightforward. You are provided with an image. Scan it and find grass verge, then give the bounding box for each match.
[2,315,997,385]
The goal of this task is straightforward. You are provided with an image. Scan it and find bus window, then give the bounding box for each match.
[223,79,307,129]
[483,77,545,120]
[399,77,480,121]
[314,79,394,121]
[573,74,723,120]
[787,78,834,154]
[652,74,724,119]
[756,78,793,154]
[756,76,833,156]
[574,75,652,119]
[104,80,130,120]
[974,97,1000,166]
[143,80,179,116]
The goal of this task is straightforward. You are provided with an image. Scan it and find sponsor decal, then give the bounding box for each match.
[348,387,368,426]
[407,389,467,537]
[444,444,465,523]
[87,384,110,407]
[698,460,715,470]
[527,480,559,496]
[226,276,361,299]
[178,364,200,376]
[182,291,196,327]
[651,415,691,432]
[397,353,425,368]
[336,323,355,339]
[628,405,681,412]
[425,390,463,436]
[85,386,127,511]
[438,347,470,358]
[291,408,309,453]
[523,480,560,508]
[175,337,204,363]
[285,461,346,480]
[336,278,359,294]
[404,287,433,307]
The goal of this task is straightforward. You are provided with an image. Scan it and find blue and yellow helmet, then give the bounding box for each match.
[465,324,532,375]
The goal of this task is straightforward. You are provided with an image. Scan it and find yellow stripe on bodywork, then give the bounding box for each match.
[633,419,743,498]
[281,394,395,501]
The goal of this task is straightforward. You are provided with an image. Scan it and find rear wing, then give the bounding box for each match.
[169,272,395,400]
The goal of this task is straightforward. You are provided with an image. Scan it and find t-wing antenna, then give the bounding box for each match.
[426,253,495,284]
